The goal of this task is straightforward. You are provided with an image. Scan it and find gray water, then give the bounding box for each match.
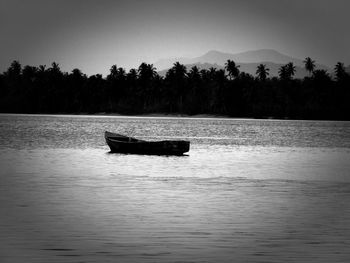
[0,114,350,263]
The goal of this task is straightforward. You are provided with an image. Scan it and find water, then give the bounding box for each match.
[0,114,350,262]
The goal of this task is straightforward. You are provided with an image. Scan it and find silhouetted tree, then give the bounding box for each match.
[334,62,347,81]
[6,60,22,77]
[1,58,349,120]
[138,63,157,80]
[38,65,46,73]
[127,68,138,80]
[106,64,126,111]
[312,69,330,80]
[225,60,240,79]
[187,65,200,79]
[286,62,296,79]
[256,64,270,81]
[186,66,203,113]
[278,65,289,80]
[107,65,118,81]
[165,62,187,112]
[303,57,316,76]
[213,69,227,113]
[279,62,296,81]
[49,62,61,75]
[137,63,158,110]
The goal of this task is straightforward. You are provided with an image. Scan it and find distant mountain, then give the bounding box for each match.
[158,61,328,79]
[154,49,304,70]
[195,49,305,66]
[154,57,194,72]
[155,49,331,79]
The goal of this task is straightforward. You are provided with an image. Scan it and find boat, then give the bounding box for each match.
[105,131,190,156]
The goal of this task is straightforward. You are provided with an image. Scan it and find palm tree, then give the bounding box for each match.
[187,66,202,112]
[187,66,200,80]
[279,63,296,80]
[286,62,296,79]
[166,62,187,112]
[116,67,126,80]
[312,69,330,81]
[49,62,61,75]
[215,69,226,83]
[138,63,157,81]
[225,60,240,79]
[172,62,187,77]
[107,65,118,81]
[137,63,158,110]
[6,60,22,77]
[127,68,138,81]
[278,65,288,80]
[334,62,347,81]
[38,65,46,73]
[208,67,217,80]
[256,64,270,81]
[22,65,37,79]
[71,68,83,77]
[303,57,316,76]
[214,69,227,113]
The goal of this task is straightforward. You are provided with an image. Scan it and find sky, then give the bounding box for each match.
[1,0,349,76]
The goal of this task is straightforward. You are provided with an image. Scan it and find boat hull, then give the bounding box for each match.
[105,132,190,156]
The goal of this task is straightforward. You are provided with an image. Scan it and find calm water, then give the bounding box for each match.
[0,114,350,263]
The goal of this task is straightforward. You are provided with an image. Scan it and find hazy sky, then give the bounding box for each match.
[1,0,349,75]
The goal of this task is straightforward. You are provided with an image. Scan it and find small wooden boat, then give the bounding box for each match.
[105,131,190,155]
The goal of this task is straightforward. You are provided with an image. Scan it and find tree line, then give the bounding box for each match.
[0,58,349,120]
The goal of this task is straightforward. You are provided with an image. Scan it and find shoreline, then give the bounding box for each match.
[0,112,235,120]
[0,112,349,122]
[96,112,232,119]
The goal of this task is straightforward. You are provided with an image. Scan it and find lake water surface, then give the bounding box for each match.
[0,114,350,262]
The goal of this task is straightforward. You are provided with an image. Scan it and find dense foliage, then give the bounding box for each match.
[0,59,349,120]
